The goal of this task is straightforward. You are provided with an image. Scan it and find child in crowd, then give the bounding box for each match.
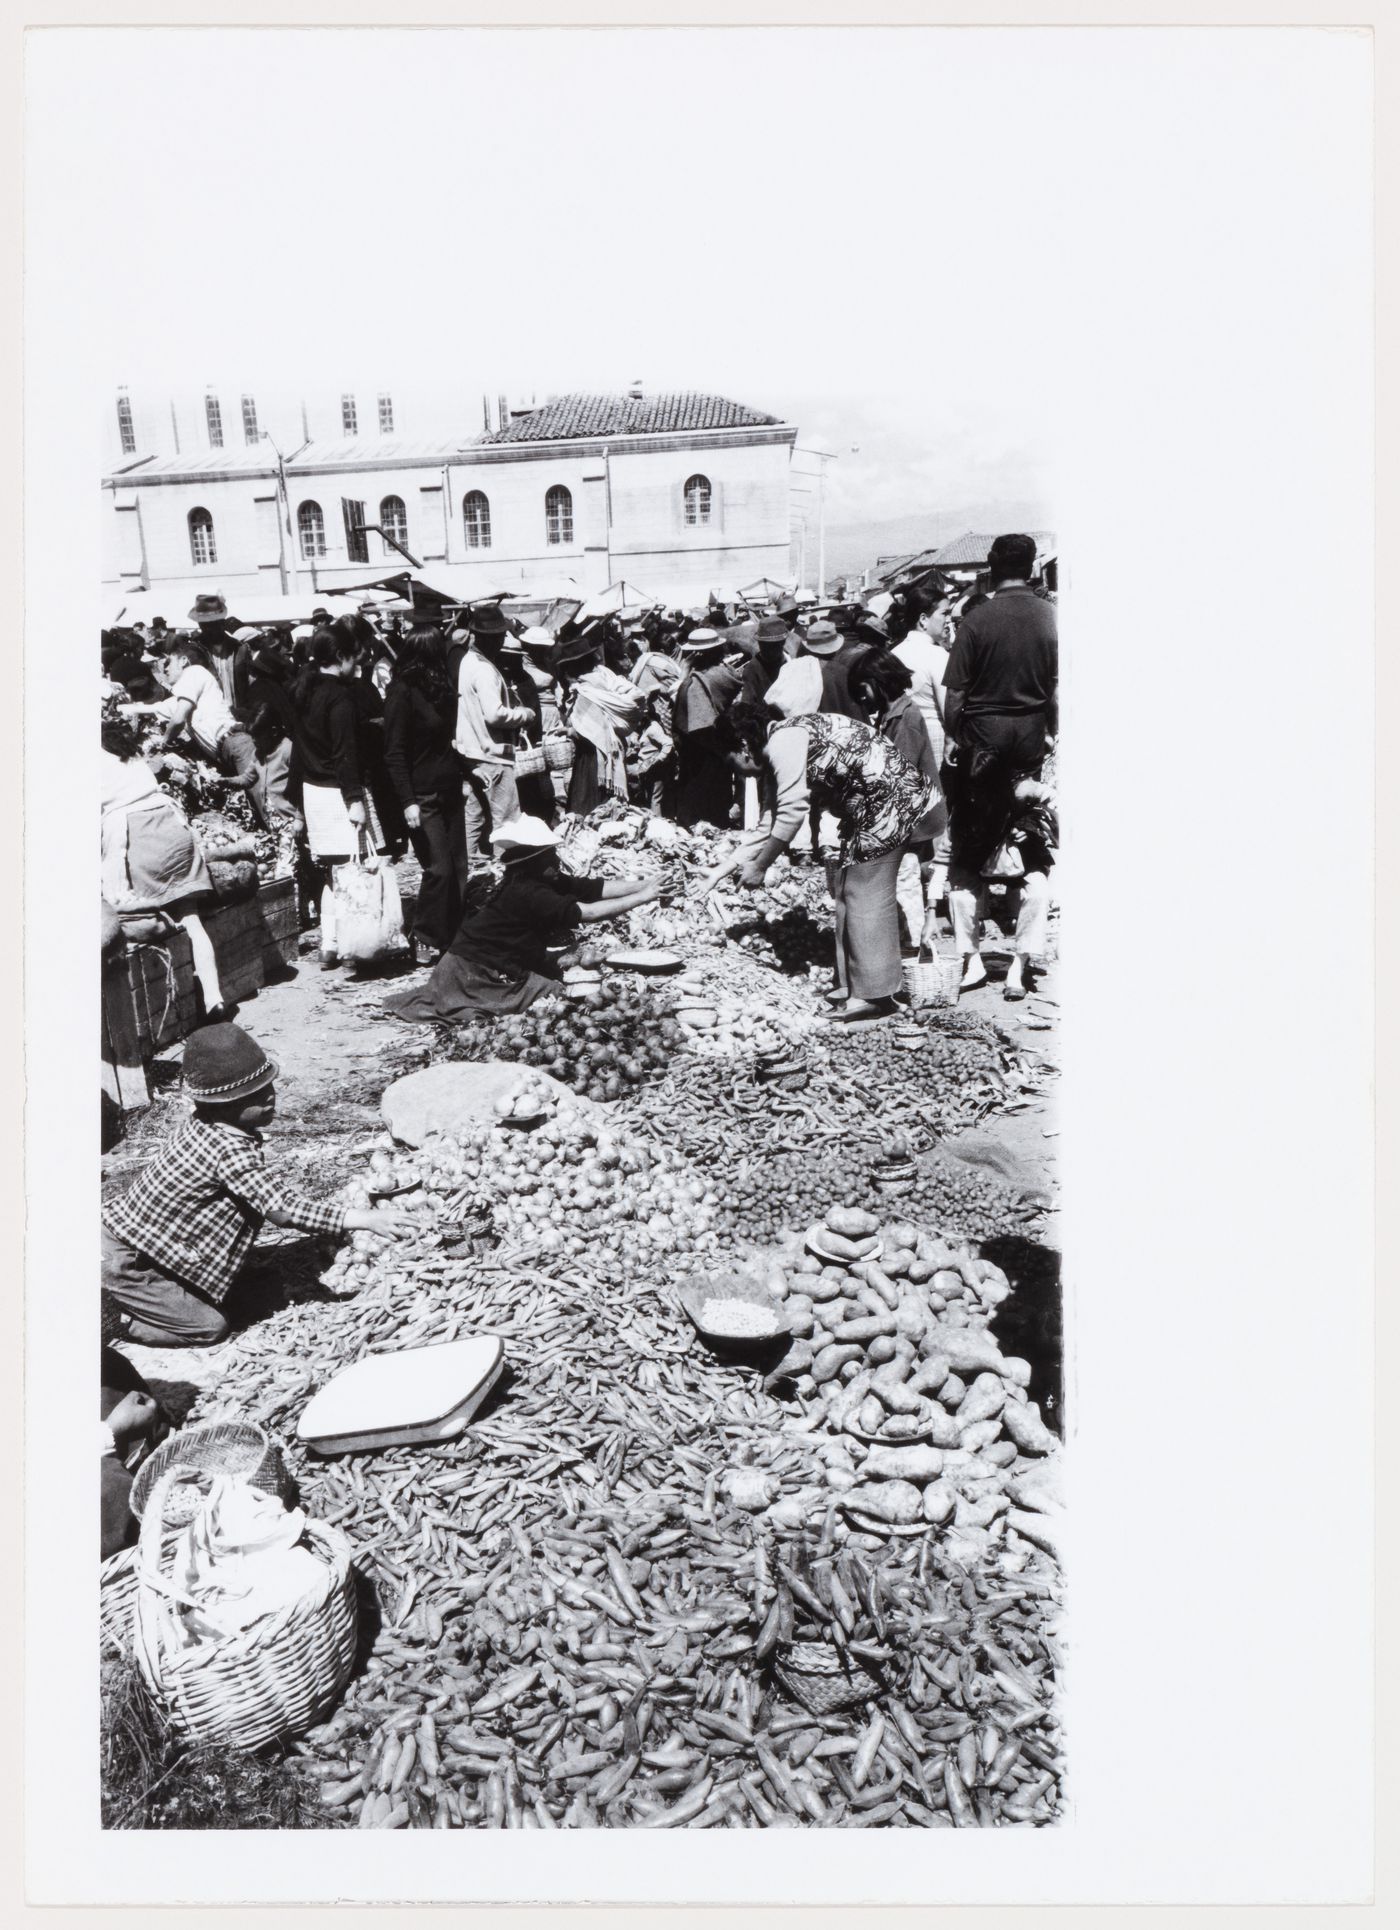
[102,1024,414,1348]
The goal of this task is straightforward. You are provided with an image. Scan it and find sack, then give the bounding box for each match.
[331,841,406,964]
[981,839,1026,882]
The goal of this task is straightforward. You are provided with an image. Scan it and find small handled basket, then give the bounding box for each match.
[131,1468,358,1750]
[773,1638,882,1715]
[516,734,574,777]
[904,943,958,1010]
[130,1419,292,1527]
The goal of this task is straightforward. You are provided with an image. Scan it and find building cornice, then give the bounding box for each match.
[102,423,798,490]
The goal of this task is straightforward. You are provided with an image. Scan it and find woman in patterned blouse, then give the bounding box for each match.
[715,657,934,1021]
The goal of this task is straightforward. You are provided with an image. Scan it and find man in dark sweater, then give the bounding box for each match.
[941,534,1058,998]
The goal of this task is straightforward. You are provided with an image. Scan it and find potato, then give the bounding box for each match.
[865,1334,897,1367]
[872,1374,923,1416]
[893,1295,928,1341]
[1000,1356,1033,1388]
[833,1313,896,1345]
[812,1342,864,1386]
[879,1412,927,1441]
[1006,1508,1060,1557]
[820,1228,881,1263]
[955,1489,1009,1530]
[840,1480,923,1526]
[959,1417,1003,1453]
[910,1354,950,1396]
[957,1372,1008,1426]
[856,1263,900,1311]
[1008,1460,1063,1513]
[858,1394,885,1435]
[941,1374,967,1406]
[921,1480,957,1526]
[983,1441,1019,1470]
[862,1444,945,1484]
[764,1267,793,1301]
[824,1465,859,1493]
[885,1220,919,1250]
[927,1409,962,1448]
[839,1357,863,1382]
[787,1307,815,1339]
[826,1206,880,1240]
[932,1270,964,1299]
[1001,1399,1057,1456]
[882,1247,915,1279]
[905,1258,935,1284]
[794,1254,823,1276]
[806,1273,845,1304]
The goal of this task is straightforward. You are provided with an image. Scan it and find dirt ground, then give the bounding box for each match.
[104,901,1059,1412]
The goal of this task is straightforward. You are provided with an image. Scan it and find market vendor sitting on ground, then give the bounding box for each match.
[386,815,680,1022]
[102,1024,416,1348]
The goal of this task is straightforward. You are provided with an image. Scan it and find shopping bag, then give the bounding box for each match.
[331,840,406,964]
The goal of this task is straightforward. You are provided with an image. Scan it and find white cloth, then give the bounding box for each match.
[766,656,823,721]
[161,665,236,757]
[892,633,949,763]
[303,780,383,861]
[101,747,161,814]
[455,648,530,766]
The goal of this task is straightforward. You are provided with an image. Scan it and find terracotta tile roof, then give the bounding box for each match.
[477,392,782,444]
[930,530,1057,568]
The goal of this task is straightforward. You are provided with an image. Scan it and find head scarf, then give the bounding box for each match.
[765,655,823,722]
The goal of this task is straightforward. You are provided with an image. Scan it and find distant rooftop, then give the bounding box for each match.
[476,392,783,444]
[930,530,1057,568]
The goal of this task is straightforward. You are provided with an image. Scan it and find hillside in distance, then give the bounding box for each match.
[805,503,1055,584]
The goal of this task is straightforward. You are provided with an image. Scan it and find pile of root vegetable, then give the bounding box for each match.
[140,1094,1063,1831]
[438,979,687,1102]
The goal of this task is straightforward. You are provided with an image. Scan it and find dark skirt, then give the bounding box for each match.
[385,950,558,1022]
[673,728,737,830]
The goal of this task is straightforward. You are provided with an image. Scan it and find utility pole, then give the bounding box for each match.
[262,431,298,595]
[794,446,838,598]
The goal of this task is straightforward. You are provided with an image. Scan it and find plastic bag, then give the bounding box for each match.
[331,846,406,964]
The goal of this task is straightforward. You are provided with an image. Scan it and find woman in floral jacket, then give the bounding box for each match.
[716,658,934,1021]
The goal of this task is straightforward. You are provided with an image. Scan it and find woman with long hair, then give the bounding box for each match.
[101,704,229,1018]
[383,626,468,965]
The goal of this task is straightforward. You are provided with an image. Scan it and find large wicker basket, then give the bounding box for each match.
[132,1469,358,1750]
[904,943,958,1010]
[773,1639,882,1716]
[130,1420,292,1526]
[100,1545,140,1658]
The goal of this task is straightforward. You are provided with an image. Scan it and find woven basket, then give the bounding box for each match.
[130,1420,292,1527]
[774,1639,882,1716]
[542,733,575,774]
[514,741,548,777]
[100,1546,140,1658]
[132,1469,358,1751]
[904,944,958,1010]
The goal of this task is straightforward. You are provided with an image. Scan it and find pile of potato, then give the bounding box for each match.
[756,1204,1061,1565]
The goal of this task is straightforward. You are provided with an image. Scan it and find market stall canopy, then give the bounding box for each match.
[103,585,394,629]
[575,581,660,621]
[738,577,795,602]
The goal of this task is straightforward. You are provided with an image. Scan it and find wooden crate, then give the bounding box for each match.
[102,877,300,1114]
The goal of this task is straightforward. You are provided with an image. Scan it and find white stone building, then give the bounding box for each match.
[103,389,799,616]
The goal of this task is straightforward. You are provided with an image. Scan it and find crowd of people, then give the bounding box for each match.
[98,534,1058,1535]
[101,532,1058,1024]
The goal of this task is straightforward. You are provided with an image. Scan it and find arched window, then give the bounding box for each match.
[463,490,492,550]
[683,474,712,526]
[298,499,326,560]
[545,484,573,546]
[188,507,217,567]
[379,495,408,556]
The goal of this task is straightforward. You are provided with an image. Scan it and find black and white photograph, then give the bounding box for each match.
[22,14,1375,1913]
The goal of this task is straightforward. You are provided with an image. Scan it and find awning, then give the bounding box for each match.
[575,580,660,621]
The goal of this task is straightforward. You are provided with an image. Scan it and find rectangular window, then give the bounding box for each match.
[341,394,358,436]
[205,394,224,448]
[241,395,259,443]
[116,393,136,455]
[378,394,394,434]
